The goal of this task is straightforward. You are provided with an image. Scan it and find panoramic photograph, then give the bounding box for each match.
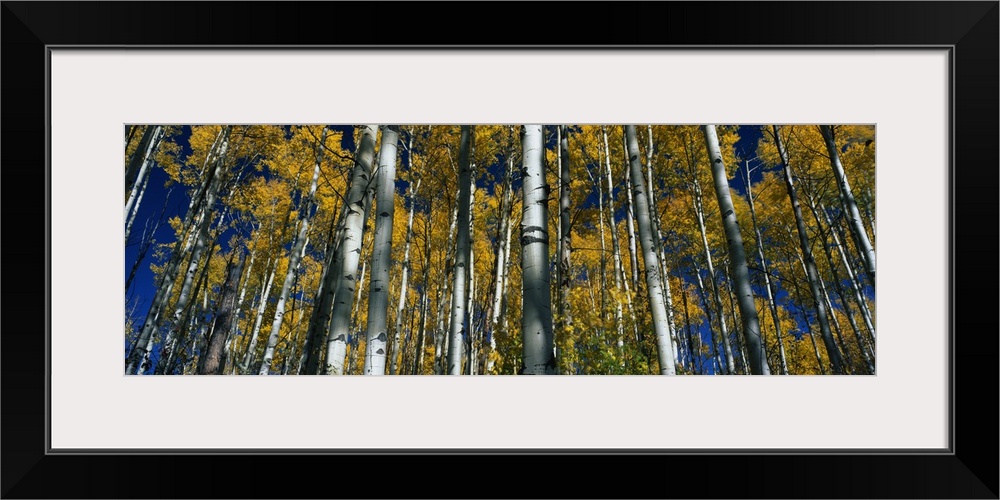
[124,124,875,376]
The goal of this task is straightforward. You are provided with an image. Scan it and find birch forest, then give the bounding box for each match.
[124,124,876,375]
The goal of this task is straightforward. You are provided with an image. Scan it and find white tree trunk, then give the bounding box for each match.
[363,125,400,375]
[520,125,556,375]
[624,126,676,375]
[124,166,151,244]
[820,125,875,284]
[324,125,379,375]
[242,256,277,373]
[446,126,474,375]
[389,176,420,375]
[602,127,627,356]
[125,126,163,233]
[702,125,769,375]
[692,177,735,374]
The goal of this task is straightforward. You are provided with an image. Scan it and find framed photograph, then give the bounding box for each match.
[3,2,996,498]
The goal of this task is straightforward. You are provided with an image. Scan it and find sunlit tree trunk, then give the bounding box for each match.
[446,126,474,375]
[241,256,277,373]
[703,125,768,375]
[125,125,161,195]
[364,125,400,375]
[259,129,326,374]
[412,209,434,375]
[324,125,378,375]
[774,126,844,374]
[390,139,420,375]
[820,125,875,284]
[434,203,459,375]
[625,125,676,375]
[520,125,556,375]
[601,127,628,356]
[621,133,640,290]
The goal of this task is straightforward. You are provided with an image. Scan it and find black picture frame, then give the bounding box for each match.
[2,2,996,498]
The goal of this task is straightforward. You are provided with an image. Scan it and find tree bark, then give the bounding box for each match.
[820,125,875,284]
[446,126,474,375]
[624,126,676,375]
[364,125,400,375]
[324,125,379,375]
[702,125,769,375]
[520,125,556,375]
[200,252,247,374]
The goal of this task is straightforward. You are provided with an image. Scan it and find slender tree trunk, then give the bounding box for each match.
[703,125,769,375]
[745,163,789,374]
[621,135,640,290]
[259,129,327,374]
[774,126,845,374]
[446,126,475,375]
[822,202,876,346]
[125,125,161,195]
[556,125,573,373]
[645,125,679,365]
[412,219,433,375]
[364,125,400,375]
[488,151,515,373]
[390,168,420,375]
[323,125,378,375]
[520,125,556,375]
[434,203,459,375]
[625,126,676,375]
[820,125,875,284]
[241,256,277,373]
[602,127,628,357]
[156,246,213,375]
[693,266,724,374]
[125,166,152,244]
[691,176,735,373]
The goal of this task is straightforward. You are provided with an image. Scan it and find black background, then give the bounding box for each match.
[2,2,997,498]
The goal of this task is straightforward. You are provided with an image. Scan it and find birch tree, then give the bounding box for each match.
[702,125,769,375]
[364,125,400,375]
[624,125,676,375]
[447,126,474,375]
[820,125,875,284]
[520,125,556,375]
[324,125,378,375]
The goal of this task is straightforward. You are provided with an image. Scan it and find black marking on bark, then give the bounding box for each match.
[380,212,390,218]
[456,262,465,268]
[630,154,638,162]
[376,348,385,355]
[333,334,346,342]
[376,332,387,342]
[345,274,354,281]
[723,209,734,218]
[374,287,382,292]
[521,235,548,246]
[714,158,723,164]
